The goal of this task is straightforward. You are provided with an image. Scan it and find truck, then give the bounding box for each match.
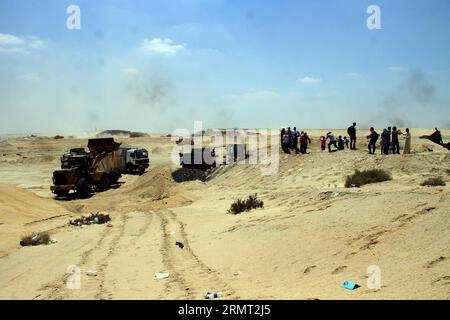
[119,147,149,175]
[50,138,123,198]
[59,146,149,174]
[179,147,216,171]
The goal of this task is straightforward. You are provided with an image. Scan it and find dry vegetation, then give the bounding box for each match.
[20,232,50,247]
[345,169,392,188]
[228,194,264,215]
[421,176,446,187]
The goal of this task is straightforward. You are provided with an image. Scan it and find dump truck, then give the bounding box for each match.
[50,138,123,198]
[179,147,216,171]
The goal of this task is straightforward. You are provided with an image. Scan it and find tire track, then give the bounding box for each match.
[156,208,238,299]
[39,213,127,300]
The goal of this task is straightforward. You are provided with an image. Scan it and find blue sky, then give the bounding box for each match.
[0,0,449,134]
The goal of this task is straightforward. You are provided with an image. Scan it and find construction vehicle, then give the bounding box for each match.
[50,138,123,198]
[119,147,149,175]
[226,143,249,164]
[179,147,216,171]
[60,148,89,169]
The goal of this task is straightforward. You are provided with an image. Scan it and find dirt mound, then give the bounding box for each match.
[0,184,69,225]
[0,183,71,256]
[128,166,178,200]
[122,166,198,208]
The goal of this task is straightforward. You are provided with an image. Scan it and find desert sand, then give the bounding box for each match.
[0,129,449,300]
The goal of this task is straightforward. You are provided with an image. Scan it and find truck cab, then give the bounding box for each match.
[61,148,90,169]
[124,148,149,174]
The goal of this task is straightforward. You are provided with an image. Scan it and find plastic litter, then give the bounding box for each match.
[342,280,360,290]
[154,272,170,280]
[204,291,223,299]
[175,241,184,249]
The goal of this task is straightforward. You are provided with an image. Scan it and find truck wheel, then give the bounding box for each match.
[98,175,111,191]
[76,178,91,198]
[110,175,119,184]
[138,167,145,175]
[55,190,69,198]
[126,163,133,173]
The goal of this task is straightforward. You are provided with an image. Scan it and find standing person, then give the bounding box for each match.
[391,126,401,154]
[281,128,286,145]
[380,129,390,155]
[347,122,357,150]
[344,136,349,149]
[367,127,379,154]
[403,128,411,155]
[300,132,312,154]
[320,136,326,151]
[282,132,291,154]
[337,136,345,150]
[386,126,392,154]
[326,132,338,152]
[292,127,300,154]
[287,127,292,149]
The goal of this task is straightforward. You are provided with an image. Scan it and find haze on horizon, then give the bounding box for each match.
[1,0,449,135]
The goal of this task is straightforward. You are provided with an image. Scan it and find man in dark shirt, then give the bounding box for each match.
[367,127,379,154]
[347,122,357,150]
[391,126,401,154]
[386,126,392,154]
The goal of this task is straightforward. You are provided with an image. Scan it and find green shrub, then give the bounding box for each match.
[345,169,392,188]
[420,177,446,187]
[228,194,264,215]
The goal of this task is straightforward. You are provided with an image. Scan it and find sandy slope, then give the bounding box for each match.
[0,184,72,256]
[0,130,449,299]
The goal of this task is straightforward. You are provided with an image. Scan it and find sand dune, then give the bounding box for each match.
[0,184,72,256]
[0,130,449,299]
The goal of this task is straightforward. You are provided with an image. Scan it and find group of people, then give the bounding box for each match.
[366,126,411,155]
[281,127,312,154]
[280,122,413,156]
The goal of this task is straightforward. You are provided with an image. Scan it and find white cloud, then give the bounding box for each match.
[297,76,322,84]
[139,38,186,56]
[30,37,45,49]
[0,46,30,54]
[0,33,25,46]
[388,66,406,71]
[18,73,41,81]
[347,72,364,78]
[0,33,45,54]
[228,90,280,101]
[122,67,139,75]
